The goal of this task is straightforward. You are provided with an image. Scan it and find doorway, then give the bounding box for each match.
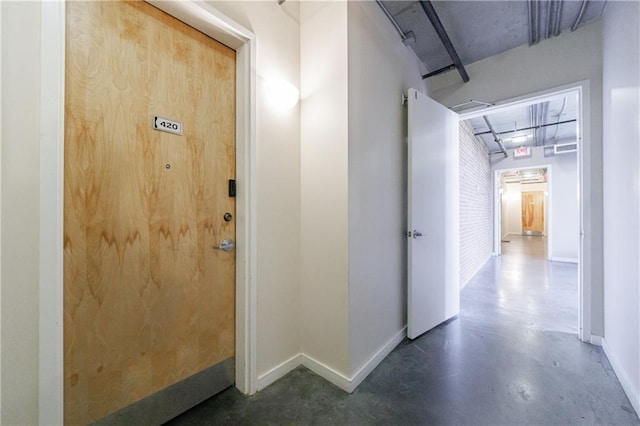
[497,167,550,258]
[457,84,586,339]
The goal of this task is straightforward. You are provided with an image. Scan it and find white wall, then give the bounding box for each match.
[300,1,350,376]
[210,0,303,386]
[503,183,523,235]
[430,22,604,335]
[494,148,578,262]
[602,0,640,416]
[346,0,427,378]
[1,2,41,423]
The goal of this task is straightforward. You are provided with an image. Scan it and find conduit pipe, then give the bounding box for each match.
[546,0,554,40]
[483,116,508,158]
[553,0,564,36]
[571,0,588,31]
[528,0,540,45]
[376,0,412,45]
[473,118,577,137]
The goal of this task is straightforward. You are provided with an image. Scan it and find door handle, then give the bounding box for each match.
[412,230,423,239]
[213,238,235,252]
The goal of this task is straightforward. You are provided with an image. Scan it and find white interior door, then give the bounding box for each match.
[407,88,460,340]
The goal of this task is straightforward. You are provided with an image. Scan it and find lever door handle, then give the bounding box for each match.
[412,230,423,239]
[213,238,235,252]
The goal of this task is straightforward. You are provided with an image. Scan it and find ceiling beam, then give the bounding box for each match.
[418,1,470,82]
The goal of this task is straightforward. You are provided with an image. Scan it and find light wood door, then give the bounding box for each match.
[407,89,460,339]
[522,191,545,233]
[64,2,236,423]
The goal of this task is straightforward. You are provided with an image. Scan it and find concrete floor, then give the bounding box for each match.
[167,236,640,425]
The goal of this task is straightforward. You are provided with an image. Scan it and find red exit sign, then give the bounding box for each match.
[514,146,532,158]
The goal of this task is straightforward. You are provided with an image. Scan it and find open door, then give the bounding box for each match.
[407,88,460,340]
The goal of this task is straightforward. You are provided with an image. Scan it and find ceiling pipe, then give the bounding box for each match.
[375,0,414,45]
[418,1,470,82]
[551,97,568,141]
[571,0,588,31]
[553,0,564,36]
[528,0,541,45]
[527,0,534,45]
[531,104,539,145]
[473,118,577,137]
[545,0,554,39]
[482,116,508,158]
[539,101,550,145]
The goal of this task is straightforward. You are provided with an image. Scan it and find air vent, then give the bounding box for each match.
[554,142,578,154]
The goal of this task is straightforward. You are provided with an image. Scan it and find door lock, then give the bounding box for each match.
[224,212,233,222]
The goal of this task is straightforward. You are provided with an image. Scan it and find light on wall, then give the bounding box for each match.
[265,77,299,111]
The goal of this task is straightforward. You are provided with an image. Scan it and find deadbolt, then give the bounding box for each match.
[224,212,233,222]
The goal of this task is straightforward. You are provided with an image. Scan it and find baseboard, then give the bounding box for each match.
[300,327,407,393]
[349,327,407,391]
[590,335,603,346]
[300,354,352,392]
[257,328,406,394]
[256,353,303,391]
[602,338,640,417]
[550,257,578,264]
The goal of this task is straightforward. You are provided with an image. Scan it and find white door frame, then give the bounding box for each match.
[493,166,553,258]
[39,2,258,422]
[458,81,591,343]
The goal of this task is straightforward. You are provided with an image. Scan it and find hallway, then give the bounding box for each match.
[167,239,639,425]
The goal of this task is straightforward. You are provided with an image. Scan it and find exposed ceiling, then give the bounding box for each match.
[468,93,578,152]
[501,168,548,185]
[379,1,607,78]
[377,1,599,153]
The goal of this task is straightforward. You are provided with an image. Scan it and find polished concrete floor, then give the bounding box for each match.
[167,236,639,425]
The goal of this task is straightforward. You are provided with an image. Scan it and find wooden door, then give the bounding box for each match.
[407,89,460,339]
[521,191,545,233]
[64,2,236,423]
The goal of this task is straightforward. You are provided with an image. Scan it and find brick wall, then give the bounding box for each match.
[459,120,493,287]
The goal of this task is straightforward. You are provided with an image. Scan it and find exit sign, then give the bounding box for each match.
[514,146,532,158]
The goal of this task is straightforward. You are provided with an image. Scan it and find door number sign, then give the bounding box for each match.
[153,116,183,136]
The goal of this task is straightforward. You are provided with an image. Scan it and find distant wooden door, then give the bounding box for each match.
[64,2,236,423]
[521,191,545,233]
